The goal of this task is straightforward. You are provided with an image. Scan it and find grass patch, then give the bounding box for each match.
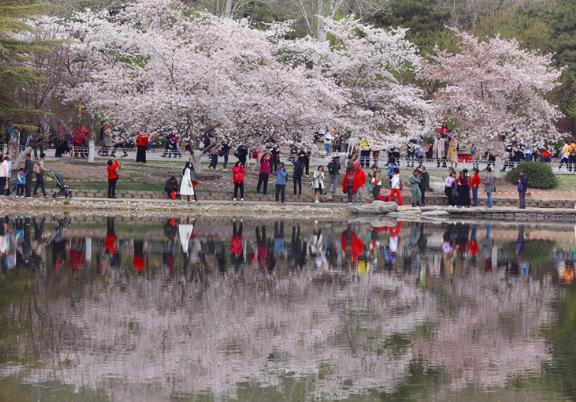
[556,175,576,191]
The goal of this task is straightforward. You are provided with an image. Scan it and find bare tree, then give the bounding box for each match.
[287,0,390,39]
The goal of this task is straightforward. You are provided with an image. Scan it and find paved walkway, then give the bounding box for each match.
[4,195,575,214]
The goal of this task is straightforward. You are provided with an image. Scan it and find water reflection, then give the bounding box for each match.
[0,216,575,401]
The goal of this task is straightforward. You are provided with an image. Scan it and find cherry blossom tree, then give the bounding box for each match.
[425,30,565,154]
[44,1,435,152]
[276,17,434,150]
[55,0,345,149]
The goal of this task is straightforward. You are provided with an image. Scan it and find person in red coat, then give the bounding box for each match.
[135,131,149,163]
[107,159,120,198]
[105,218,117,255]
[342,162,367,203]
[341,224,364,264]
[232,161,245,201]
[230,220,244,270]
[353,162,367,202]
[471,168,481,207]
[73,125,89,158]
[255,226,268,270]
[133,240,145,271]
[342,166,354,202]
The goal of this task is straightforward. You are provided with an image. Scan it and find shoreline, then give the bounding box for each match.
[1,197,576,225]
[0,197,350,220]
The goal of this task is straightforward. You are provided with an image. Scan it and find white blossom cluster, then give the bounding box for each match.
[36,0,565,152]
[425,30,565,154]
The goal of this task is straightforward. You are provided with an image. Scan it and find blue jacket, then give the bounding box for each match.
[274,238,285,255]
[276,168,288,185]
[386,162,398,179]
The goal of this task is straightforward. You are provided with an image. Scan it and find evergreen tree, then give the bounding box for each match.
[369,0,451,53]
[544,0,576,129]
[0,2,53,129]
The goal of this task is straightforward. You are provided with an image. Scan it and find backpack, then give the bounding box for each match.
[517,182,525,192]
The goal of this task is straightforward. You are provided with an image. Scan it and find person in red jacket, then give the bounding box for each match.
[105,217,117,255]
[135,131,149,163]
[107,159,120,198]
[70,240,84,270]
[342,166,355,203]
[232,161,245,201]
[133,240,145,271]
[471,168,481,207]
[230,219,244,270]
[353,162,367,202]
[341,224,364,265]
[73,125,89,158]
[255,225,268,270]
[257,152,272,194]
[342,162,367,203]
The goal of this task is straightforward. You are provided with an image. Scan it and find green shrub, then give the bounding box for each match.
[506,162,558,189]
[502,240,555,267]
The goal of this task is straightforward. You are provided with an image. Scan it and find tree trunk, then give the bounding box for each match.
[87,115,96,164]
[14,146,33,174]
[224,0,233,18]
[88,139,95,163]
[316,0,326,41]
[192,150,203,174]
[85,237,92,264]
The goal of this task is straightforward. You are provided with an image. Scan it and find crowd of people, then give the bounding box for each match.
[0,152,49,198]
[2,120,576,171]
[137,145,534,209]
[0,120,553,209]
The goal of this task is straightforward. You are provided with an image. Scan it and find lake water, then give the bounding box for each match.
[1,215,575,401]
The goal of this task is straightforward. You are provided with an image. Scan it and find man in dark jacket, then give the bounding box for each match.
[327,156,341,194]
[271,145,280,173]
[517,170,528,209]
[292,157,304,196]
[220,143,230,170]
[234,144,248,166]
[418,166,431,206]
[23,153,34,198]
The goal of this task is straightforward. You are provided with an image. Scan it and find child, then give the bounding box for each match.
[366,173,374,198]
[164,176,179,200]
[387,167,403,205]
[16,168,25,197]
[371,170,382,199]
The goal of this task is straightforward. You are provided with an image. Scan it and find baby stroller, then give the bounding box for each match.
[50,172,73,198]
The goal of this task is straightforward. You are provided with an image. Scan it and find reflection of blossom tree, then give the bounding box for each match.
[3,268,555,400]
[9,272,436,400]
[413,270,555,391]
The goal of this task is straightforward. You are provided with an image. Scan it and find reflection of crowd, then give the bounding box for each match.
[2,218,574,288]
[556,227,576,285]
[0,216,60,271]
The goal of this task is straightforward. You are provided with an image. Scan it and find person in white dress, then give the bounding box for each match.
[312,166,325,203]
[180,161,197,202]
[179,220,194,254]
